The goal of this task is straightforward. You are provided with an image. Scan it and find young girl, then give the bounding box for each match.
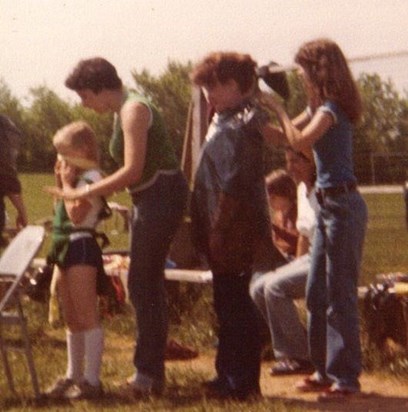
[46,121,107,399]
[265,39,368,400]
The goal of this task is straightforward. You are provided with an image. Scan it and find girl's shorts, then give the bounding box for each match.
[62,236,103,270]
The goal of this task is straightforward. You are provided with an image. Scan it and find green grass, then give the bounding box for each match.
[361,192,408,282]
[2,177,408,410]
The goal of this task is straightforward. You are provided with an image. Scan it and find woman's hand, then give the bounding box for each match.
[43,184,85,200]
[43,183,91,224]
[256,90,284,113]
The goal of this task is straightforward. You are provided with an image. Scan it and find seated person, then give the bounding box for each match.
[250,148,318,375]
[265,169,298,262]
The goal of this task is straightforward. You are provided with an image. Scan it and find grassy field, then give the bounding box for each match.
[361,192,408,282]
[1,175,408,410]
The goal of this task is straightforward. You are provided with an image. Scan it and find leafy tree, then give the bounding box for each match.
[131,60,192,160]
[355,74,407,183]
[285,71,307,117]
[1,64,408,185]
[0,79,24,123]
[20,86,73,171]
[356,74,403,153]
[19,87,114,173]
[261,71,307,173]
[0,80,32,172]
[394,98,408,152]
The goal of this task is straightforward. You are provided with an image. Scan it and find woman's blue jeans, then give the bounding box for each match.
[306,190,367,391]
[128,172,188,384]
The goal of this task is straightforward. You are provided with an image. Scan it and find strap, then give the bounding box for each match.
[69,227,110,249]
[82,177,112,221]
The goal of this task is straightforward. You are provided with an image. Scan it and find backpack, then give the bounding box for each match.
[362,282,408,350]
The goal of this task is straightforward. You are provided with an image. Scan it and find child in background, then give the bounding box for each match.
[265,169,298,262]
[250,149,317,376]
[46,121,107,400]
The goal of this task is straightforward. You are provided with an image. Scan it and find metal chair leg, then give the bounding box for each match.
[17,298,40,398]
[0,320,16,394]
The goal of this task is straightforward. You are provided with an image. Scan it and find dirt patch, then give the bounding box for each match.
[168,351,408,411]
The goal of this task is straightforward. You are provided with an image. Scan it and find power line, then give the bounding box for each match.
[266,50,408,73]
[349,50,408,63]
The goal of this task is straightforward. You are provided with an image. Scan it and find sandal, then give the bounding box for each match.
[296,376,332,392]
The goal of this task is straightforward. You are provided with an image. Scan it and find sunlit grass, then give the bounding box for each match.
[361,193,408,282]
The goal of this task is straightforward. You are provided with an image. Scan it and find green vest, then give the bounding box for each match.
[109,92,178,192]
[47,200,74,266]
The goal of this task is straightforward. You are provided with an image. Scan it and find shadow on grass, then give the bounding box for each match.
[2,381,408,411]
[267,392,408,412]
[3,366,408,412]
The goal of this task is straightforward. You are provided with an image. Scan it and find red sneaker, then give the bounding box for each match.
[318,387,360,402]
[296,376,332,392]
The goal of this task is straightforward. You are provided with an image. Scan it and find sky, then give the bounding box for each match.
[1,0,408,104]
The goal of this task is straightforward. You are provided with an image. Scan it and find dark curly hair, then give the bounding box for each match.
[265,169,297,202]
[65,57,122,93]
[190,51,257,94]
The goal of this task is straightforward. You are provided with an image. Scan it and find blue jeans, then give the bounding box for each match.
[128,171,188,385]
[250,253,310,361]
[307,190,367,391]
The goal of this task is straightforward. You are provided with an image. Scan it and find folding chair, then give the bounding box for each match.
[0,225,45,398]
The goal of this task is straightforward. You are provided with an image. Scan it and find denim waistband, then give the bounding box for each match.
[316,182,357,205]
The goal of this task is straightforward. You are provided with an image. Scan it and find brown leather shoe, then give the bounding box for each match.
[165,338,199,360]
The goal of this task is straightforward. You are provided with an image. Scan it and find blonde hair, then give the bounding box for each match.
[53,121,99,165]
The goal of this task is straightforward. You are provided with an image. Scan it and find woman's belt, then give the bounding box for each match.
[316,182,357,204]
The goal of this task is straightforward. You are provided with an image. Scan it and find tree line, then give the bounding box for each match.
[1,61,407,184]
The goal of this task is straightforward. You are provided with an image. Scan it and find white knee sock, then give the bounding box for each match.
[84,327,104,386]
[66,330,85,381]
